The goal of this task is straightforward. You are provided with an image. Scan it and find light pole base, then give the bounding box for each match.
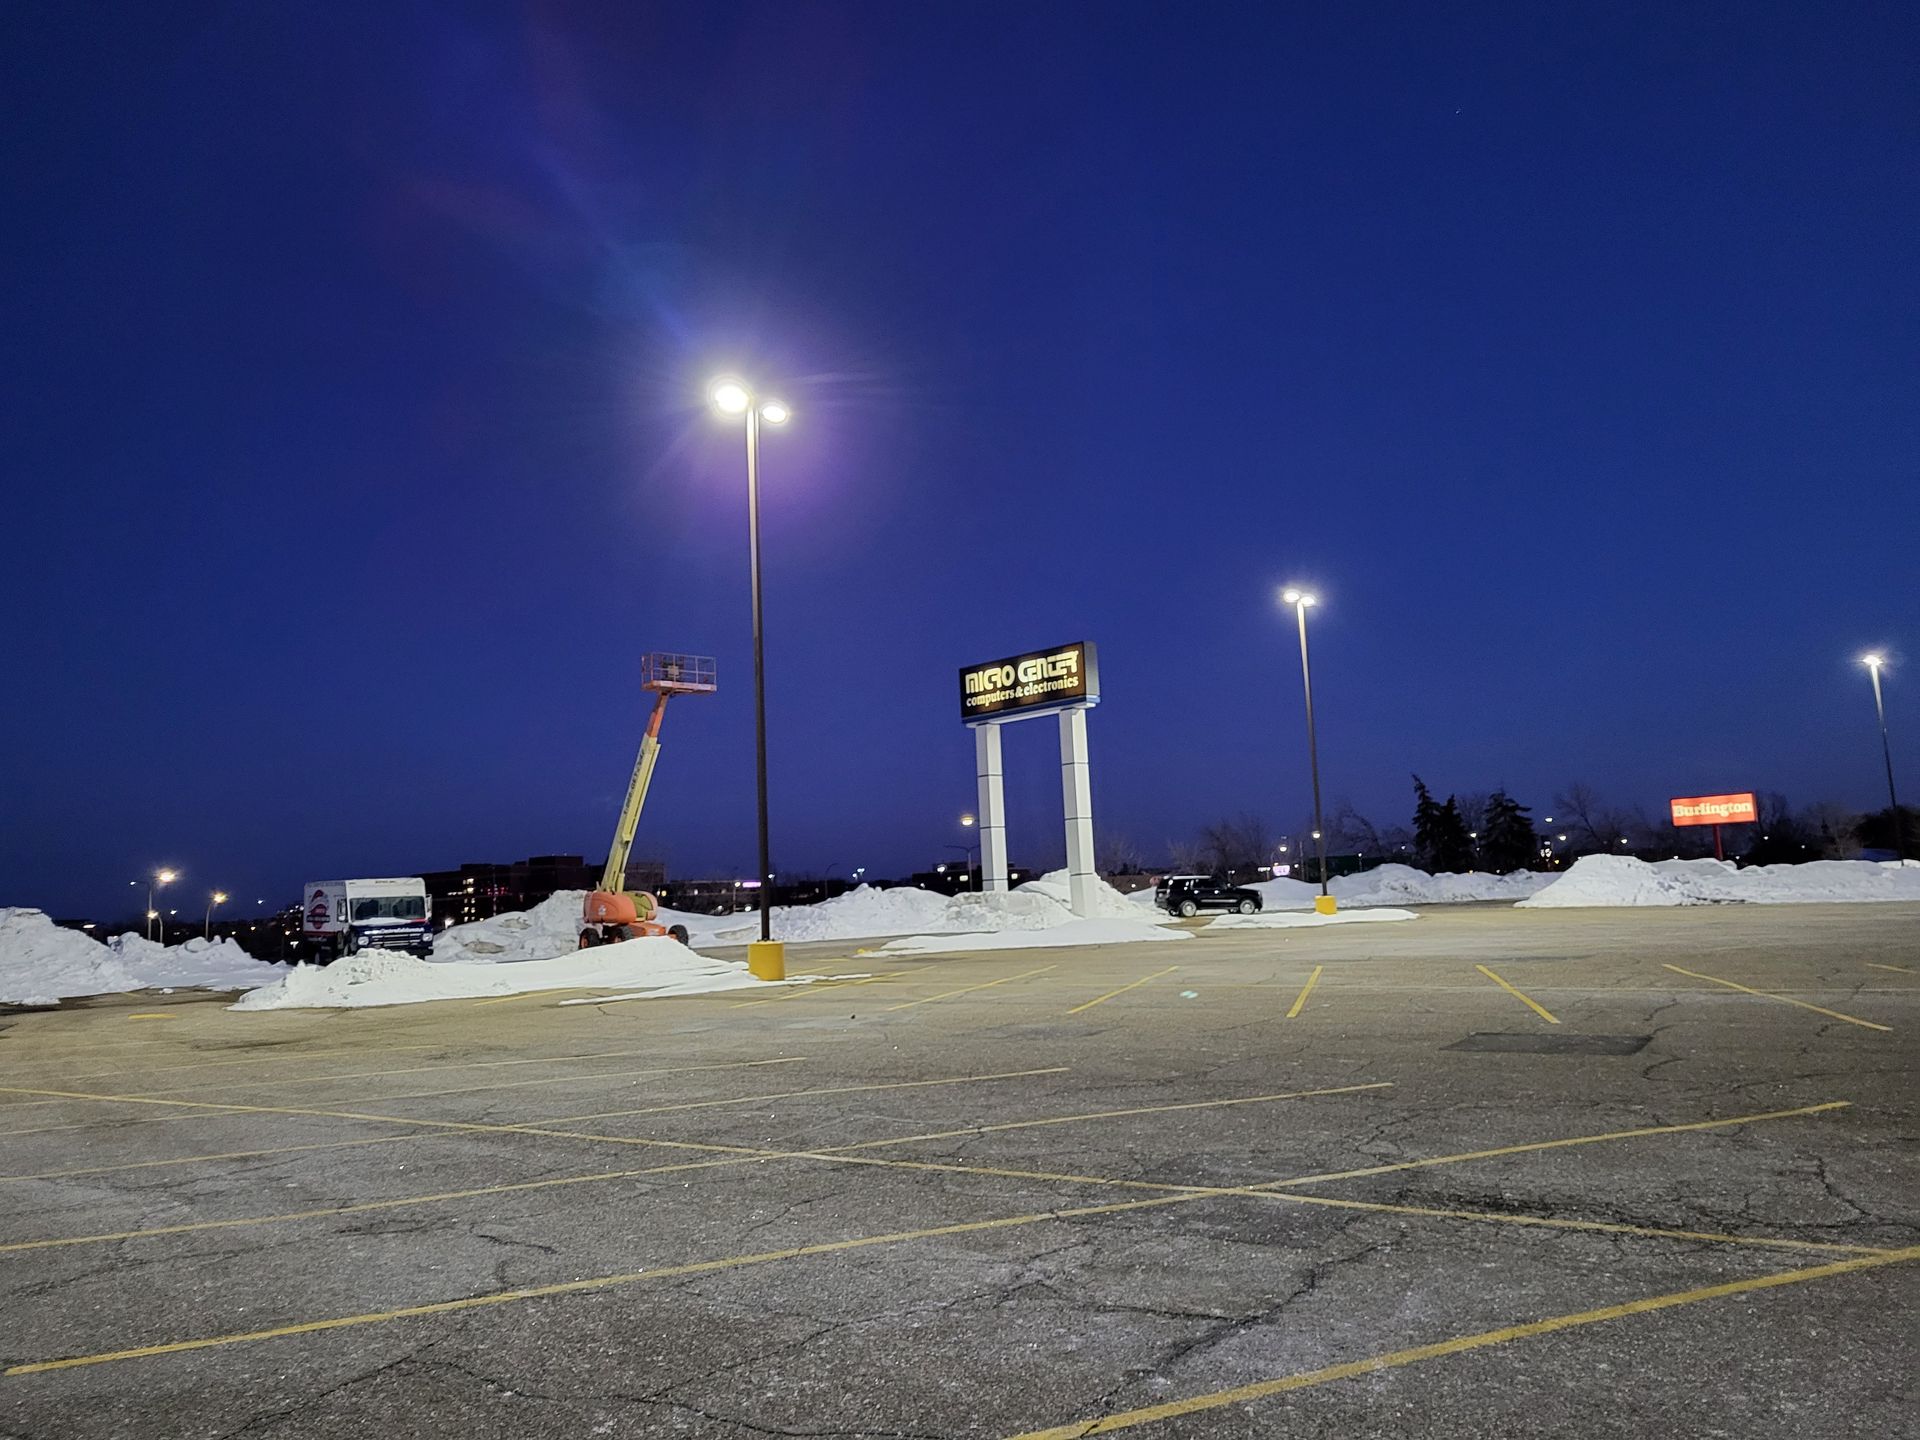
[748,942,787,981]
[1314,895,1338,916]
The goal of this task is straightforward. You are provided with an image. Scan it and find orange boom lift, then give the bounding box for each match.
[578,653,716,948]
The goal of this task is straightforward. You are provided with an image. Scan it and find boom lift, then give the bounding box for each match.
[578,653,716,948]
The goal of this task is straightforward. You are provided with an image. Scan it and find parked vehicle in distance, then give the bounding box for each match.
[300,877,432,960]
[1154,873,1264,917]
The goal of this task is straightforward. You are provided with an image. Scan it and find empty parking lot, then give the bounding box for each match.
[0,903,1914,1438]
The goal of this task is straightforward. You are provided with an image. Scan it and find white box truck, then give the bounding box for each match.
[300,877,432,960]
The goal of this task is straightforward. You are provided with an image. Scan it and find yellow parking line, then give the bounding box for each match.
[0,1067,1066,1184]
[1067,967,1180,1015]
[1663,964,1892,1032]
[1865,963,1914,975]
[999,1245,1920,1439]
[1475,965,1559,1024]
[883,964,1057,1011]
[2,1100,1866,1375]
[1285,966,1324,1019]
[731,970,922,1008]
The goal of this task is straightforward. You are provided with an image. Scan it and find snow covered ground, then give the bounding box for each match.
[1518,856,1920,908]
[0,908,283,1005]
[881,917,1190,953]
[1247,864,1552,910]
[233,937,801,1010]
[1208,907,1418,929]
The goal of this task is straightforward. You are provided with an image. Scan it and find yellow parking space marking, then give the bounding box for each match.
[999,1244,1920,1439]
[1475,965,1559,1024]
[1066,967,1180,1015]
[0,1057,808,1138]
[0,1067,1067,1184]
[1271,1100,1850,1188]
[1866,963,1914,975]
[1663,964,1892,1032]
[731,970,922,1008]
[883,964,1057,1011]
[829,1082,1392,1153]
[1285,966,1324,1019]
[4,1101,1875,1375]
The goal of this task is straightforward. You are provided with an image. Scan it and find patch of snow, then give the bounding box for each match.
[1251,864,1550,911]
[0,908,281,1005]
[232,937,796,1011]
[881,917,1191,954]
[1208,907,1418,929]
[1519,855,1920,908]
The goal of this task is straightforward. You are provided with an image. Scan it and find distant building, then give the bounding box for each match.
[424,854,666,928]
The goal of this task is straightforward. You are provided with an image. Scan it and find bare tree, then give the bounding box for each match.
[1200,813,1275,874]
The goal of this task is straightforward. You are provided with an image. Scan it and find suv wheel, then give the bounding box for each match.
[1177,898,1199,918]
[1236,898,1256,914]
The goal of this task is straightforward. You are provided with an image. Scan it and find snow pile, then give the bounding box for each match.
[233,937,797,1010]
[1,908,280,1005]
[882,918,1191,954]
[1251,865,1551,911]
[433,891,728,964]
[706,884,955,944]
[706,870,1172,945]
[1209,907,1418,929]
[1518,856,1920,909]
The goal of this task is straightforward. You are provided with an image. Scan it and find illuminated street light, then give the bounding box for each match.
[709,376,794,949]
[1861,654,1904,857]
[1279,587,1331,907]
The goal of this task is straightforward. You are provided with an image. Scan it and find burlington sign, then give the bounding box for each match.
[959,641,1100,724]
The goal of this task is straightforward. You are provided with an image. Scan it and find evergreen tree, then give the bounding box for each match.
[1433,796,1475,872]
[1412,776,1446,871]
[1480,790,1539,873]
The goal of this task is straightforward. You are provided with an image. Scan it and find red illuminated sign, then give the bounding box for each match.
[1669,793,1758,827]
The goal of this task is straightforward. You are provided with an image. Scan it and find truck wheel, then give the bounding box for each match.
[1236,899,1256,914]
[1178,899,1199,918]
[668,925,689,945]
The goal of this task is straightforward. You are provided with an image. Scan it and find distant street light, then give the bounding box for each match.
[206,891,228,940]
[710,376,792,948]
[1281,588,1332,908]
[1861,654,1904,857]
[142,868,178,942]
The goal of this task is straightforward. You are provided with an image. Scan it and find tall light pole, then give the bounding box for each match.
[711,378,791,960]
[1281,589,1333,910]
[1862,655,1903,858]
[205,891,227,940]
[144,868,177,942]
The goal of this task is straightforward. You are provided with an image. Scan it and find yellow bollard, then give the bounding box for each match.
[748,941,787,981]
[1314,895,1338,916]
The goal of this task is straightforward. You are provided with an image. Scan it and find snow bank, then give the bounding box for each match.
[1209,907,1418,929]
[233,937,795,1010]
[1518,856,1920,908]
[1251,864,1550,911]
[881,918,1191,954]
[0,908,281,1005]
[432,890,730,965]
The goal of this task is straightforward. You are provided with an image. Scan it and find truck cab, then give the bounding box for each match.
[300,878,432,960]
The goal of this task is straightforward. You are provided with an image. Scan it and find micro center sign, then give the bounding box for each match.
[1669,793,1758,827]
[959,641,1100,724]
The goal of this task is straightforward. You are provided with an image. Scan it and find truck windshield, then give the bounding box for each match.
[351,895,425,922]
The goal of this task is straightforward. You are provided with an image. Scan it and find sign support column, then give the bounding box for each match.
[1060,707,1096,918]
[975,724,1009,892]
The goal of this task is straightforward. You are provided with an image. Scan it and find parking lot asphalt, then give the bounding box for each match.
[0,902,1915,1438]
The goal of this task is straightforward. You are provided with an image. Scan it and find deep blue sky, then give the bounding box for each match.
[3,2,1915,919]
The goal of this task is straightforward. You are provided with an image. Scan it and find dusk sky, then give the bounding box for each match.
[3,2,1915,919]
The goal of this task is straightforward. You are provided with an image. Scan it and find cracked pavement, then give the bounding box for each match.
[0,902,1914,1438]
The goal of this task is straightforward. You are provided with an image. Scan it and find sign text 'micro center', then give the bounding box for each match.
[959,641,1100,724]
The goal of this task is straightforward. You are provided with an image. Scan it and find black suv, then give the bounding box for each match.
[1154,874,1263,917]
